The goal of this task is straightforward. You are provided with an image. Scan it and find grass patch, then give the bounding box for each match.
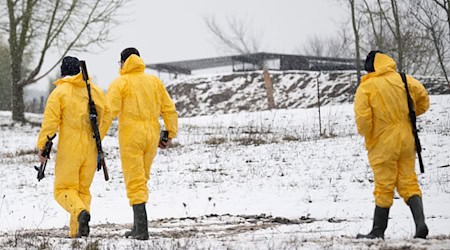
[85,240,100,250]
[282,135,299,142]
[16,148,39,156]
[233,137,268,146]
[205,137,226,145]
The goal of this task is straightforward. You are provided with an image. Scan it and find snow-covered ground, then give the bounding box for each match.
[0,95,449,249]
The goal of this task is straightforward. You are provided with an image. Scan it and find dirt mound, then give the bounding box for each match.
[167,71,449,117]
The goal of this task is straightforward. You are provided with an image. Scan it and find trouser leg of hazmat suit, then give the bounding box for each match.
[53,135,97,238]
[362,134,422,239]
[119,125,159,206]
[370,135,422,208]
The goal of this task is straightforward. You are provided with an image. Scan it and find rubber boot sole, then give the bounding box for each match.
[125,225,136,238]
[414,226,429,239]
[356,233,384,240]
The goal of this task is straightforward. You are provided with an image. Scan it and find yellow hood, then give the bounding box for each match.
[362,53,397,82]
[373,53,396,74]
[120,54,146,75]
[54,73,88,88]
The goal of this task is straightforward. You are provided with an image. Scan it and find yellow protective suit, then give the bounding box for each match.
[354,53,430,208]
[104,54,178,206]
[37,73,110,237]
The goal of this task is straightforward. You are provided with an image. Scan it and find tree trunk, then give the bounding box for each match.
[446,0,450,90]
[391,0,403,72]
[350,0,362,84]
[447,0,450,42]
[12,83,25,122]
[10,54,25,122]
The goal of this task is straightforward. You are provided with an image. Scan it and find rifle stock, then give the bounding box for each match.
[99,153,109,181]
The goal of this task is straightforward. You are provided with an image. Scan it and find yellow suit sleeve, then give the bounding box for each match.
[158,79,178,139]
[103,79,124,135]
[354,83,373,138]
[37,90,61,149]
[99,101,111,140]
[91,85,112,140]
[408,76,430,116]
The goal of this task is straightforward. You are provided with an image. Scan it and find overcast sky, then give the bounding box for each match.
[32,0,347,92]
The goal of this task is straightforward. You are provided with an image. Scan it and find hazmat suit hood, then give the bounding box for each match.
[362,53,397,81]
[373,53,396,74]
[120,54,146,75]
[54,72,90,88]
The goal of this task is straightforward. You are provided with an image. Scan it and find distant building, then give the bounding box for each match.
[146,52,361,76]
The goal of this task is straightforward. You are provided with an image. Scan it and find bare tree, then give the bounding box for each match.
[300,32,351,58]
[301,35,326,57]
[204,15,262,55]
[390,0,404,72]
[413,0,450,88]
[432,0,450,41]
[354,0,438,76]
[373,0,404,71]
[0,0,127,122]
[362,0,386,50]
[348,0,362,84]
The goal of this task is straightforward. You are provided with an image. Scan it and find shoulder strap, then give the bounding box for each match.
[400,72,415,113]
[399,73,425,173]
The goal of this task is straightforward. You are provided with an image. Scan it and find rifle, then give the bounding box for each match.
[34,134,56,181]
[80,60,109,181]
[160,130,169,143]
[400,73,425,173]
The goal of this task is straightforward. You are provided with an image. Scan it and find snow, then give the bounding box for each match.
[165,70,449,118]
[0,95,449,249]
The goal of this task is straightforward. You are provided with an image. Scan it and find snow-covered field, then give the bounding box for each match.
[0,95,449,249]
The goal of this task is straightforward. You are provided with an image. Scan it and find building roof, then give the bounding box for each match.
[146,52,360,74]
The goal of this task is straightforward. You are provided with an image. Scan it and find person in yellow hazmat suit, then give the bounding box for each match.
[354,51,430,239]
[103,48,178,240]
[37,56,110,238]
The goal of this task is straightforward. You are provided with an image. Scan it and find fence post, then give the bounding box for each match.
[263,68,276,110]
[316,71,322,136]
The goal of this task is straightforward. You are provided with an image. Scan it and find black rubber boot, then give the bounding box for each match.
[407,195,429,239]
[124,224,136,238]
[124,204,137,238]
[133,203,149,240]
[77,210,91,237]
[357,206,390,239]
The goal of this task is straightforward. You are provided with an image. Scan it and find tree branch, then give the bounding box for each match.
[377,0,396,37]
[363,0,383,48]
[26,0,109,84]
[204,15,261,55]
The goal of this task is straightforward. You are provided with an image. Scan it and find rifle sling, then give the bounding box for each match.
[399,72,425,173]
